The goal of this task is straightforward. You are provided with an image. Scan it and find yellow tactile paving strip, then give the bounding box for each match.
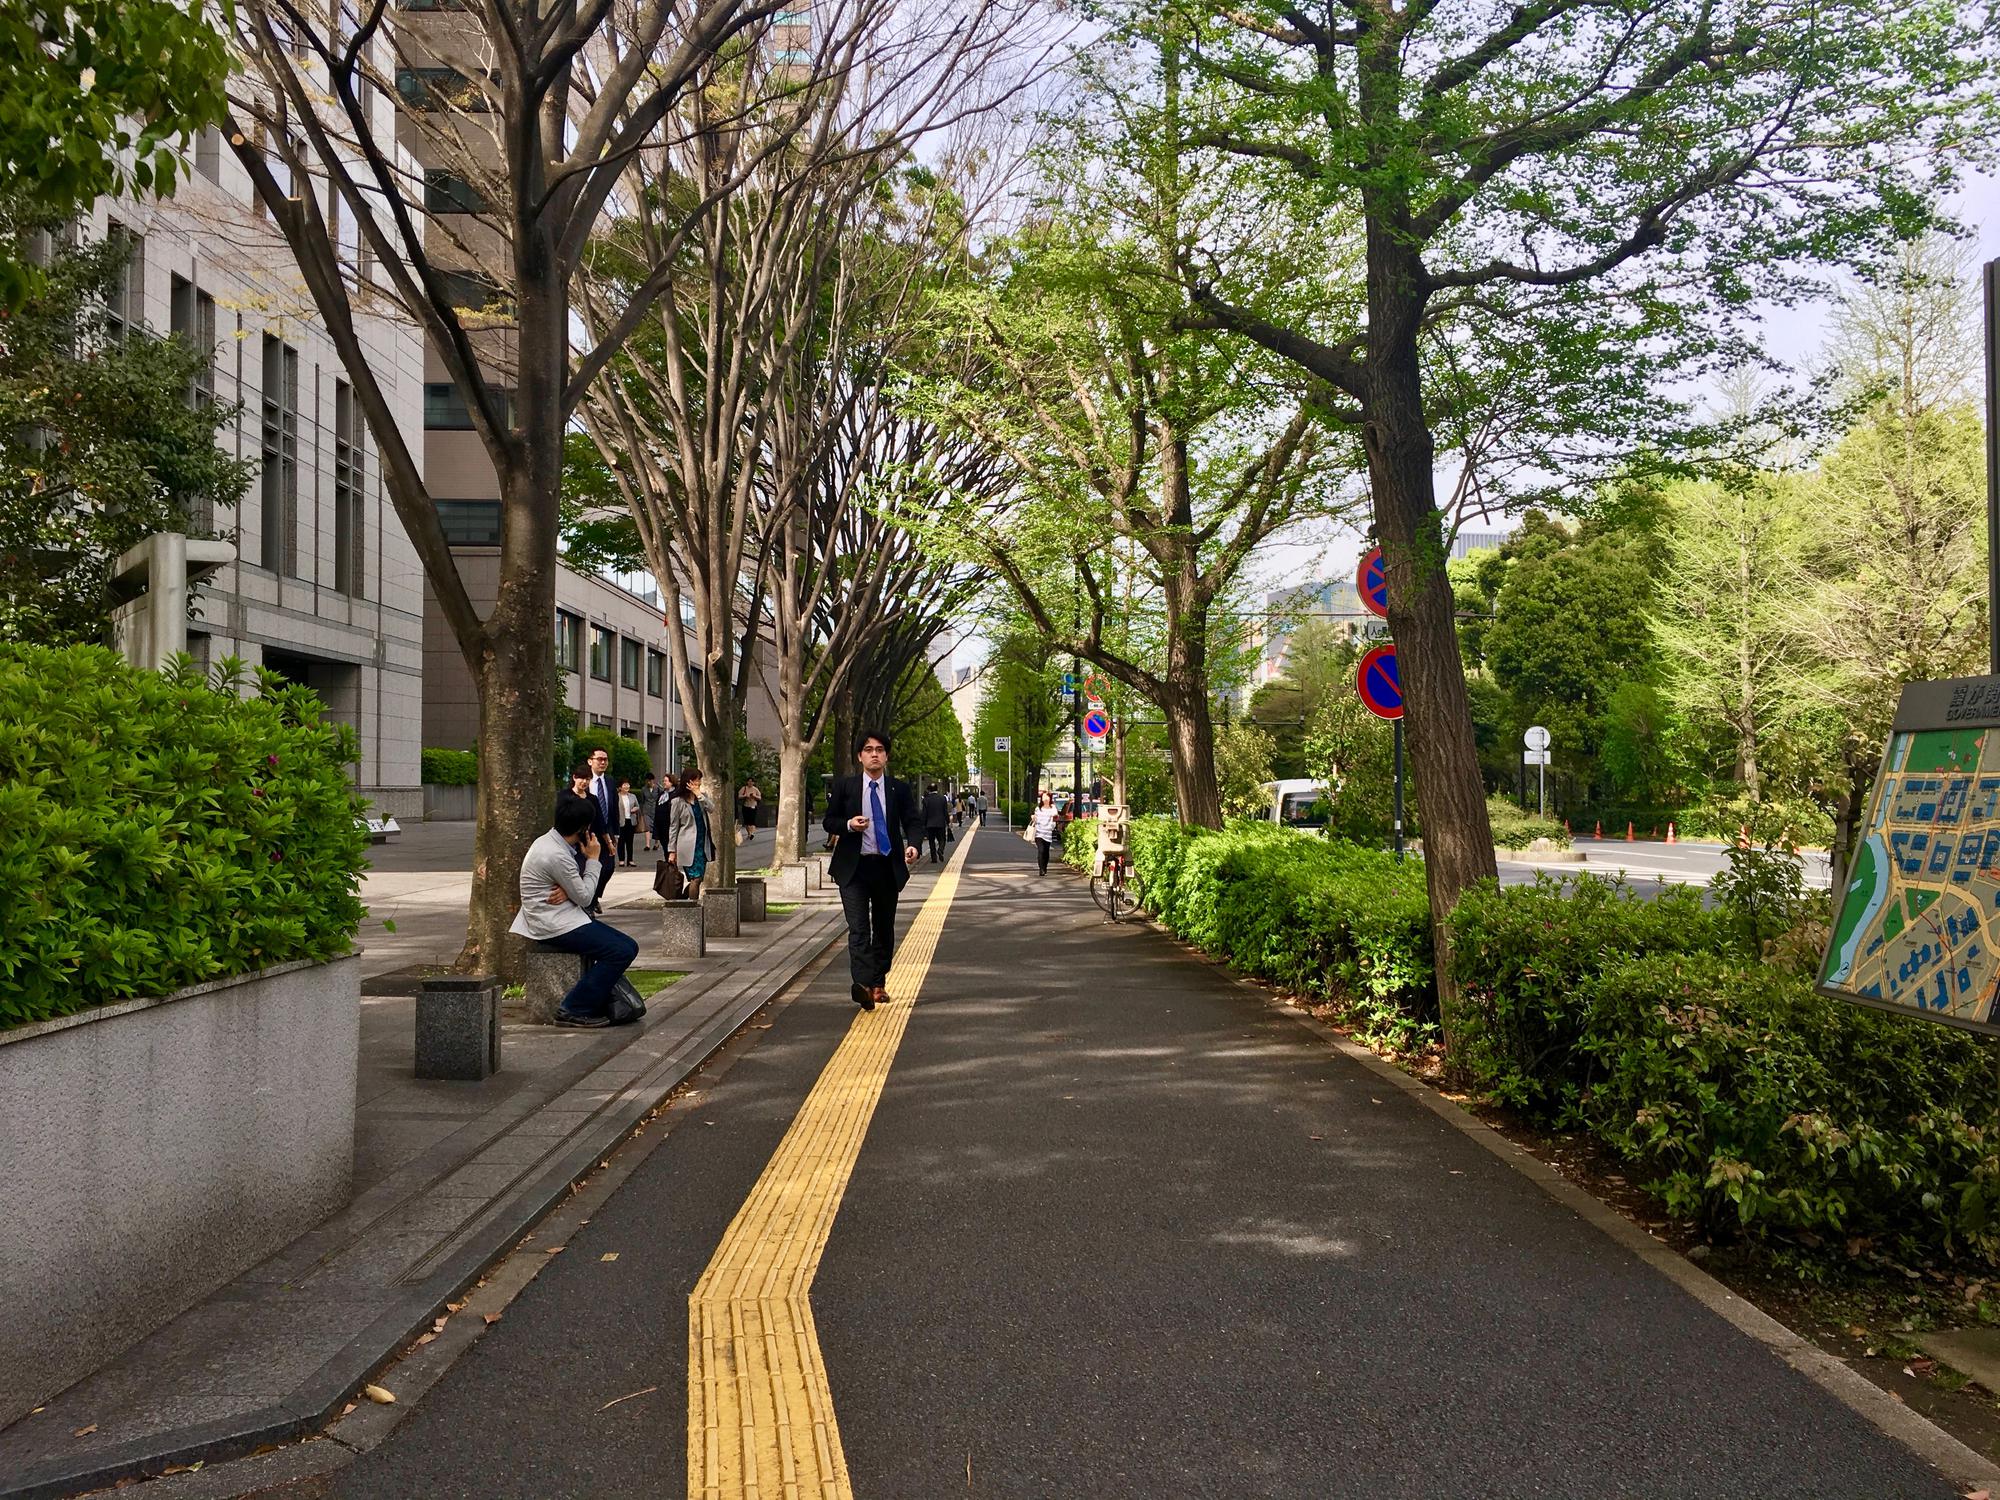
[688,830,974,1500]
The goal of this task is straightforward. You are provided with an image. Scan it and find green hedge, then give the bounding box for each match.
[0,647,368,1028]
[571,727,650,784]
[1579,956,2000,1256]
[1486,797,1569,850]
[421,747,478,786]
[1114,819,1435,1049]
[1446,874,1732,1116]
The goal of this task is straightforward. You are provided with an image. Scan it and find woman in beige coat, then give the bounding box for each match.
[662,769,717,899]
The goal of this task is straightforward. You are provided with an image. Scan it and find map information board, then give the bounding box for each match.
[1820,675,2000,1035]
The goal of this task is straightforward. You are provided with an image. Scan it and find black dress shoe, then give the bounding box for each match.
[851,983,875,1011]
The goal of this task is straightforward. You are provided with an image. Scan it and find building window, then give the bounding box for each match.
[259,335,300,575]
[396,66,493,111]
[555,610,583,674]
[424,169,487,214]
[678,593,696,628]
[195,125,223,184]
[334,381,365,597]
[169,275,216,404]
[104,222,145,340]
[436,499,502,545]
[589,625,613,681]
[423,381,512,430]
[620,637,640,690]
[646,649,664,697]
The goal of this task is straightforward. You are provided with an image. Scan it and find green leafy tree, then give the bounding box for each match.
[1148,0,1998,1053]
[0,0,231,304]
[890,667,969,786]
[1303,688,1410,848]
[971,635,1064,804]
[0,212,251,645]
[1216,719,1277,817]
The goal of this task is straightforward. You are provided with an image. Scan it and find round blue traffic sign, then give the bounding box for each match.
[1083,709,1109,738]
[1357,546,1389,619]
[1357,644,1403,720]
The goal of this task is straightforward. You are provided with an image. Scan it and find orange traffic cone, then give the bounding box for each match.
[1594,820,1602,839]
[1564,819,1572,836]
[1738,824,1750,849]
[1666,822,1677,844]
[1626,821,1635,842]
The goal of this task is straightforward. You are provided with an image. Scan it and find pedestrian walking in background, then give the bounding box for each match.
[737,777,762,845]
[557,763,595,876]
[664,768,716,901]
[922,784,950,863]
[823,730,920,1011]
[616,779,638,867]
[510,796,640,1028]
[1031,790,1058,875]
[637,771,660,852]
[584,746,617,912]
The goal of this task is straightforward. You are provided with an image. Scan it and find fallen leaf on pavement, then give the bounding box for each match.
[484,1313,502,1326]
[545,1246,565,1255]
[1962,1489,1988,1499]
[363,1385,396,1405]
[431,1316,448,1333]
[601,1252,620,1262]
[415,1333,436,1347]
[446,1301,463,1313]
[72,1424,96,1438]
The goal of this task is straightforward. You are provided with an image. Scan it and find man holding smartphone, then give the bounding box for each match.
[510,795,640,1027]
[822,730,921,1011]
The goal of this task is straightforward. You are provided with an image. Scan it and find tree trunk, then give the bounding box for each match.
[1364,261,1495,1059]
[774,737,809,866]
[461,256,563,980]
[1163,681,1222,828]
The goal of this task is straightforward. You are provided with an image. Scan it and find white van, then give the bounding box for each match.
[1257,779,1332,831]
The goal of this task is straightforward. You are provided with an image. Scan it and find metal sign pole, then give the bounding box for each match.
[1538,758,1546,818]
[1007,745,1013,830]
[1986,256,1999,676]
[1393,717,1405,863]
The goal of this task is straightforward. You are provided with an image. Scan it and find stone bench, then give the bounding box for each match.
[763,864,807,902]
[416,973,501,1078]
[737,875,767,922]
[519,946,585,1026]
[660,899,705,958]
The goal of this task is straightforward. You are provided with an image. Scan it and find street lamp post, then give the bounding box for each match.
[1985,257,1999,675]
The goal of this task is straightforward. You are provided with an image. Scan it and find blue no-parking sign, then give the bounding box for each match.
[1357,644,1404,720]
[1083,709,1109,739]
[1357,546,1390,619]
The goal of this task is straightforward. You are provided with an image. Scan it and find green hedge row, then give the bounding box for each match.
[1082,815,2000,1262]
[421,747,478,786]
[0,646,369,1029]
[1069,817,1435,1049]
[1485,796,1569,850]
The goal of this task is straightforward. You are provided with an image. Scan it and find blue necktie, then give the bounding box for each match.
[869,780,888,855]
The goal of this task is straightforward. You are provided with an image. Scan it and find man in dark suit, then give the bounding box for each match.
[823,729,920,1011]
[921,784,951,863]
[583,746,617,912]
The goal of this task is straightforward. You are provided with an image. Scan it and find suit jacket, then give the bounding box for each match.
[823,773,919,889]
[585,774,617,838]
[921,790,950,830]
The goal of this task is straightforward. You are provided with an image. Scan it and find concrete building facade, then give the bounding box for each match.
[87,116,429,818]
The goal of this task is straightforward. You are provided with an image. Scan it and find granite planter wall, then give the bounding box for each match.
[0,955,360,1427]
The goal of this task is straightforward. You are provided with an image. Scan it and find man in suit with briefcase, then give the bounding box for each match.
[823,729,921,1011]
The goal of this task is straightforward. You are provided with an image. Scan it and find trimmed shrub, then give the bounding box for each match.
[1446,874,1734,1117]
[571,727,650,785]
[1486,797,1569,850]
[0,647,368,1029]
[1578,955,2000,1257]
[1063,816,1096,870]
[421,747,478,786]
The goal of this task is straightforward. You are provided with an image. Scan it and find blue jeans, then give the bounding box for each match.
[541,918,639,1017]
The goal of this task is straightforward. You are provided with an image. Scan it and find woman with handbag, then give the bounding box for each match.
[663,768,717,900]
[1030,790,1059,875]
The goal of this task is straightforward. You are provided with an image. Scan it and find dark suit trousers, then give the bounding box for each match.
[592,851,615,906]
[925,826,947,862]
[839,857,900,989]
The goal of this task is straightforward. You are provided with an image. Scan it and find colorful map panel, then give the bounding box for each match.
[1821,678,2000,1035]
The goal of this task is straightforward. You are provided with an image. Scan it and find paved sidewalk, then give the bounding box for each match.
[317,828,1968,1498]
[0,841,858,1500]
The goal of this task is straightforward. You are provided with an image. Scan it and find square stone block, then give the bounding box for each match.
[660,900,706,958]
[703,887,740,938]
[416,975,501,1079]
[737,875,768,922]
[520,946,584,1025]
[765,864,807,902]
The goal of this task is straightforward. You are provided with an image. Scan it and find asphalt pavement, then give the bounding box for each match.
[324,828,1949,1499]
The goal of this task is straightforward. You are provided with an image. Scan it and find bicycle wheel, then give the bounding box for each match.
[1089,871,1116,915]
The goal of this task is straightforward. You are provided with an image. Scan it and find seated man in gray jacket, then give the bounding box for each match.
[509,796,640,1027]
